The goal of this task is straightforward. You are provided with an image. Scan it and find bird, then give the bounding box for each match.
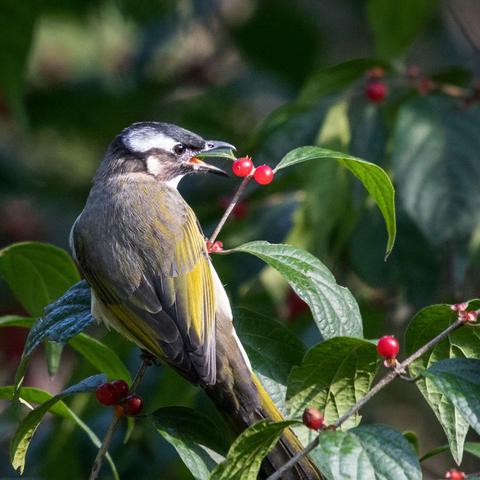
[70,121,321,479]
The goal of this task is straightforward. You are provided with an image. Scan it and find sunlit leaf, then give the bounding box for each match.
[286,337,378,429]
[405,303,480,463]
[312,424,421,480]
[275,146,396,256]
[210,420,298,480]
[227,242,363,339]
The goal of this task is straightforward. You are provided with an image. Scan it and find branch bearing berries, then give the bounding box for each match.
[377,335,400,359]
[254,164,274,185]
[365,81,388,103]
[445,469,465,480]
[123,395,144,416]
[302,407,324,431]
[232,156,254,177]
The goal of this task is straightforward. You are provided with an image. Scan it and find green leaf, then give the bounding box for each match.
[312,424,421,480]
[0,385,119,480]
[234,308,306,415]
[0,309,130,385]
[275,146,396,256]
[0,315,34,328]
[367,0,436,58]
[152,407,229,479]
[210,420,298,480]
[420,442,480,462]
[10,374,107,474]
[405,303,480,463]
[392,96,480,245]
[69,334,132,384]
[299,59,382,104]
[424,358,480,437]
[228,242,363,339]
[44,341,63,376]
[286,337,379,429]
[0,242,80,316]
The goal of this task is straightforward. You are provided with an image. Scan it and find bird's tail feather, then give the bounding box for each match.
[205,317,321,480]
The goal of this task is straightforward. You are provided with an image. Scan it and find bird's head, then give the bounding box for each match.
[95,122,234,187]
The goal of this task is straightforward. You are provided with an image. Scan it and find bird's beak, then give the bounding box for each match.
[187,140,236,177]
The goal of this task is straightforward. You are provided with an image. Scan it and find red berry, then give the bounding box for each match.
[95,383,117,406]
[123,395,144,416]
[111,380,129,400]
[377,335,400,359]
[365,81,387,103]
[302,407,324,431]
[254,165,274,185]
[232,156,254,177]
[445,469,465,480]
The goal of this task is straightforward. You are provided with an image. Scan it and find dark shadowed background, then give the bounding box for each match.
[1,0,480,478]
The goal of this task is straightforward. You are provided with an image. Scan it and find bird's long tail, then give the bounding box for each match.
[204,313,322,480]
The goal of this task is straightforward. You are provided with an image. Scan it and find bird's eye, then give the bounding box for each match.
[173,143,186,155]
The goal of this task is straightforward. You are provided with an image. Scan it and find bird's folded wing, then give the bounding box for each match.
[74,186,216,384]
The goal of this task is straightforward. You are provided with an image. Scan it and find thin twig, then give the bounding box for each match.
[266,318,466,480]
[209,173,253,244]
[89,358,151,480]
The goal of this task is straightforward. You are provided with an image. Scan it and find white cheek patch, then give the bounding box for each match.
[126,129,178,153]
[146,156,163,176]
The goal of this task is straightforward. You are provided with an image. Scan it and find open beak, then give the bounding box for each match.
[187,139,236,177]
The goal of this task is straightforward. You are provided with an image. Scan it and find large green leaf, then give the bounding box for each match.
[405,303,480,463]
[69,334,132,384]
[367,0,436,58]
[234,308,306,414]
[10,374,107,474]
[275,146,396,256]
[286,337,379,429]
[312,424,421,480]
[0,242,80,316]
[152,407,228,480]
[227,242,363,339]
[0,310,131,387]
[0,385,118,480]
[210,420,298,480]
[392,96,480,245]
[424,358,480,437]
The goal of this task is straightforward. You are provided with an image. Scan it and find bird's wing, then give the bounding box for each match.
[73,182,216,384]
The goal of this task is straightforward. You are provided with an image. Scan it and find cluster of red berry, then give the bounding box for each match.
[232,156,274,185]
[95,380,143,416]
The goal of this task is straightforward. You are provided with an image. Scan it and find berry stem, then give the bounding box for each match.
[89,357,151,480]
[209,172,253,244]
[266,317,466,480]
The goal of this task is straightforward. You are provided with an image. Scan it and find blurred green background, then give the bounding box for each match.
[1,0,480,478]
